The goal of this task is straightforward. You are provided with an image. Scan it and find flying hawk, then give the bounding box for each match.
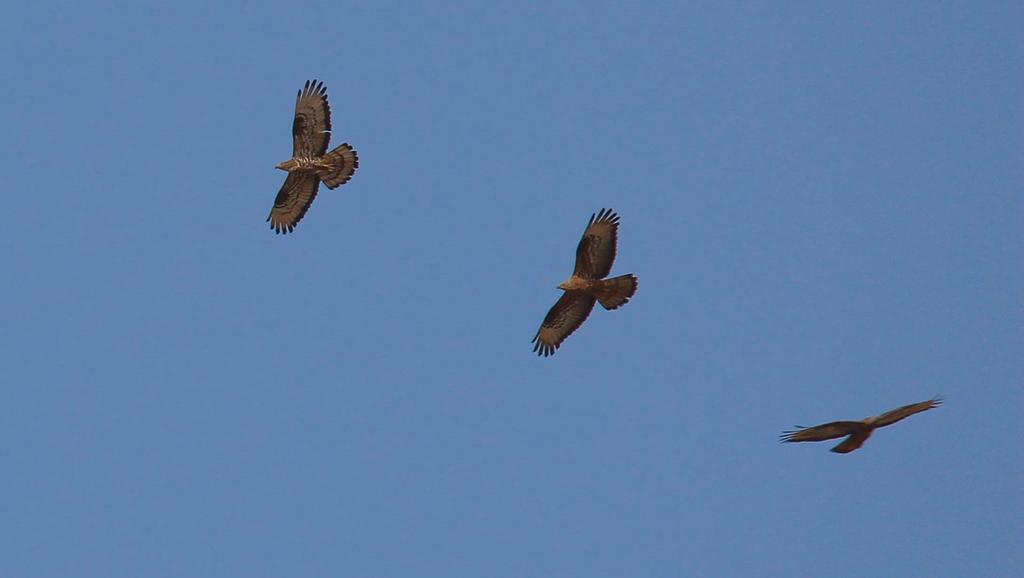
[268,79,358,234]
[532,208,638,356]
[780,397,942,453]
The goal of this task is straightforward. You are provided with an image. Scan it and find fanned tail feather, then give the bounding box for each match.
[319,143,359,189]
[595,274,638,310]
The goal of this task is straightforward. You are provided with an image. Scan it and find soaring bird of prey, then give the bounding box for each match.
[532,208,638,357]
[268,79,359,234]
[780,397,942,453]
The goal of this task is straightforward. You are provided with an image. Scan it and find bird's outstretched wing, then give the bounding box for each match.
[873,396,942,428]
[532,292,597,357]
[267,172,321,234]
[573,208,620,279]
[780,421,865,443]
[292,79,332,158]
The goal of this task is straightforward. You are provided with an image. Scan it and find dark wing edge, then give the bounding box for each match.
[531,292,597,357]
[291,79,332,158]
[267,172,321,234]
[573,208,620,279]
[779,421,865,443]
[873,396,943,428]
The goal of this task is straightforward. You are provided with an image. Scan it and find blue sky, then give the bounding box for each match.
[1,1,1020,576]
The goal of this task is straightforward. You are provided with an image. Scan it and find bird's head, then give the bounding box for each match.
[557,277,585,291]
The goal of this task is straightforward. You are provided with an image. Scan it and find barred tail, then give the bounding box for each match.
[318,143,359,189]
[595,274,638,310]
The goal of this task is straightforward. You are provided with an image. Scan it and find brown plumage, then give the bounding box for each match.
[532,208,638,357]
[268,80,359,234]
[780,397,943,453]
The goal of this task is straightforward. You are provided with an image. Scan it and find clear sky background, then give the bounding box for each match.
[1,2,1020,577]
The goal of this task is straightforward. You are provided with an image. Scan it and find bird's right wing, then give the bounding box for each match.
[532,292,597,357]
[780,421,864,443]
[267,172,321,234]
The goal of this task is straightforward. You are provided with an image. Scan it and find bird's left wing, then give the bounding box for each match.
[292,79,332,158]
[873,397,942,428]
[573,208,620,279]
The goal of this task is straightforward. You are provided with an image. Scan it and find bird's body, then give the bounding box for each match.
[780,397,942,453]
[557,276,593,292]
[275,156,334,173]
[532,208,638,357]
[267,79,359,234]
